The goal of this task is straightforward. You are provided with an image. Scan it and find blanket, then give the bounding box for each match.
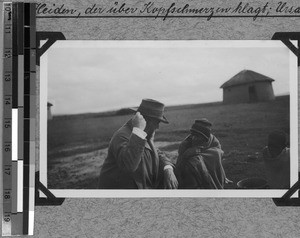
[263,147,290,189]
[176,135,226,189]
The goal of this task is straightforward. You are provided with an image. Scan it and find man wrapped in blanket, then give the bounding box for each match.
[175,118,230,189]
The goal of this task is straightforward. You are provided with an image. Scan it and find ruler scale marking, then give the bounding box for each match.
[2,2,36,235]
[11,6,18,229]
[23,3,32,234]
[12,2,17,108]
[2,2,13,236]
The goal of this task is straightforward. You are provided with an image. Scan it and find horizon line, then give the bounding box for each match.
[51,94,289,117]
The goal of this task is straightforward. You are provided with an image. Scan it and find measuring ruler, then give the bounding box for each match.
[23,2,36,235]
[1,2,36,236]
[2,2,13,236]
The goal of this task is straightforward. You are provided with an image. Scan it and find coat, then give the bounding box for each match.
[98,120,172,189]
[175,134,226,189]
[263,147,290,189]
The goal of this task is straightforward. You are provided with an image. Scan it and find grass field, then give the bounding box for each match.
[47,96,290,189]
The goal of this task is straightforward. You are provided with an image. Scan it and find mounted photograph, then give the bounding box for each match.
[39,40,297,197]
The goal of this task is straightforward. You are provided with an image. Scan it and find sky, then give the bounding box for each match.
[42,41,295,115]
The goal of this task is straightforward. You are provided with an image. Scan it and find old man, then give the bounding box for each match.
[99,99,178,189]
[176,119,227,189]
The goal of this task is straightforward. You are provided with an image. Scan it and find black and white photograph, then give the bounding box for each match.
[40,40,297,197]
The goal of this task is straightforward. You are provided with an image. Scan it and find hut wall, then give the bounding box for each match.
[47,107,53,120]
[254,82,275,101]
[223,84,249,104]
[223,82,275,104]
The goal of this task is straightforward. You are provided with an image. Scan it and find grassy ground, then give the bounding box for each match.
[48,96,289,189]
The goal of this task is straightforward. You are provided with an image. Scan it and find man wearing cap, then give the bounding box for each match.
[98,99,178,189]
[176,119,227,189]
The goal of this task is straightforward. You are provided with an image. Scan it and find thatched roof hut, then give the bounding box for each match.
[220,70,275,104]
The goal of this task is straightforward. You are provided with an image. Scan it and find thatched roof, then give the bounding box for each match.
[220,70,275,89]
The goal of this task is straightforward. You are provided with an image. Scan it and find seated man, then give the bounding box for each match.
[262,130,290,189]
[176,119,227,189]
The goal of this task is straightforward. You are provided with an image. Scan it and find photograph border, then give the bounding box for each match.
[39,40,298,198]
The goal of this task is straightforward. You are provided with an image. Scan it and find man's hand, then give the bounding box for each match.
[132,112,146,131]
[164,168,178,189]
[225,177,233,184]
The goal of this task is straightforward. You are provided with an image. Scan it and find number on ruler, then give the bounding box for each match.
[4,143,11,152]
[4,50,11,58]
[4,97,11,105]
[3,212,11,223]
[4,73,11,82]
[4,25,11,34]
[4,166,11,175]
[4,5,12,21]
[4,120,11,129]
[5,5,11,12]
[3,190,11,200]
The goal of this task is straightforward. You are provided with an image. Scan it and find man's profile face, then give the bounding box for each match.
[191,134,208,147]
[144,117,160,138]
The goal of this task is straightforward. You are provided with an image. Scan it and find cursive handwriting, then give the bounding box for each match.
[36,3,78,15]
[107,2,138,14]
[232,2,270,20]
[36,1,300,21]
[276,1,300,13]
